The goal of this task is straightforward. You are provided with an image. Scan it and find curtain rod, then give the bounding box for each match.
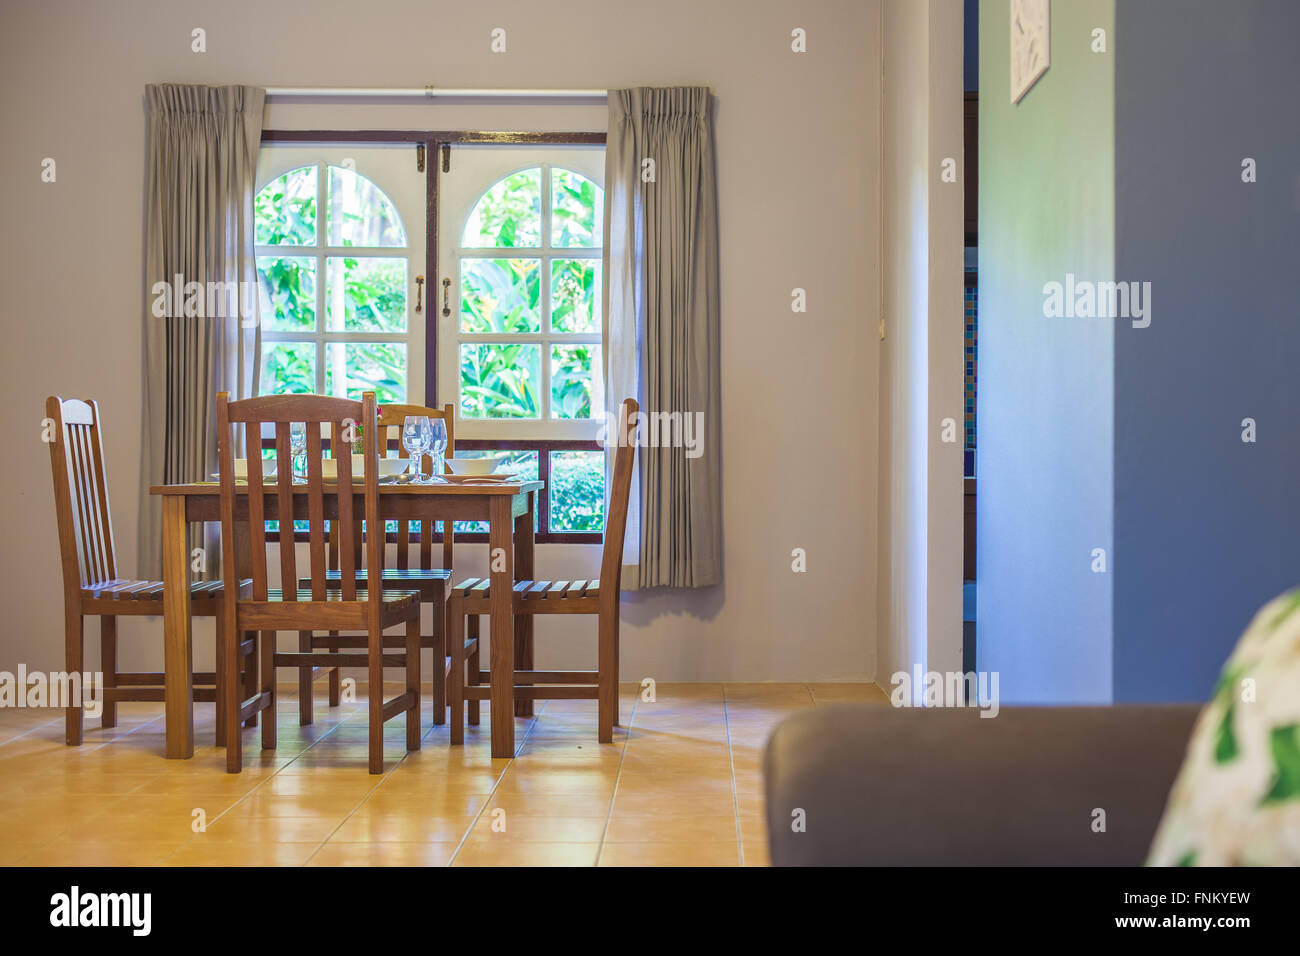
[265,87,607,99]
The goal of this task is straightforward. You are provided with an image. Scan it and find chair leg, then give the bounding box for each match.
[406,615,421,751]
[612,612,621,729]
[327,634,341,706]
[298,630,313,726]
[598,608,615,744]
[100,615,117,729]
[368,621,383,774]
[225,614,243,773]
[430,588,446,725]
[466,614,480,726]
[449,601,465,744]
[243,632,259,728]
[65,610,83,745]
[214,607,225,746]
[261,630,276,750]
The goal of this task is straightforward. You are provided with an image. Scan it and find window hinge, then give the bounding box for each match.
[441,143,451,173]
[879,317,886,340]
[416,143,426,173]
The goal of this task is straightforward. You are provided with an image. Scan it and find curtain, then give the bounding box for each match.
[604,87,722,588]
[138,84,265,578]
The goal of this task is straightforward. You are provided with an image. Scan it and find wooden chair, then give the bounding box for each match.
[447,398,638,745]
[45,396,252,747]
[297,403,456,726]
[217,390,421,773]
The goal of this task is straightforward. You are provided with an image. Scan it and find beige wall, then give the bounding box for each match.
[0,0,882,682]
[877,0,964,694]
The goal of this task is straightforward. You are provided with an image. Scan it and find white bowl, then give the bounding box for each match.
[233,458,276,479]
[444,455,509,477]
[320,455,411,480]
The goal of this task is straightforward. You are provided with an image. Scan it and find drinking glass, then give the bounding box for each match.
[289,422,307,483]
[427,418,448,482]
[402,416,430,481]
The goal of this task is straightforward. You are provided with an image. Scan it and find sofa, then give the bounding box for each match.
[763,704,1200,866]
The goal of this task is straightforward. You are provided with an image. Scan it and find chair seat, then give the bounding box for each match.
[451,577,600,602]
[81,578,251,602]
[302,567,451,600]
[238,587,423,630]
[265,587,422,605]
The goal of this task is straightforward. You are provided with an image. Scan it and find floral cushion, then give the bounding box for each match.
[1147,588,1300,866]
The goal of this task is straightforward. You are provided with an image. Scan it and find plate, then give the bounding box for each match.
[440,473,520,484]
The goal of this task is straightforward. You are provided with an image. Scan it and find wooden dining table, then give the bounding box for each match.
[150,478,544,761]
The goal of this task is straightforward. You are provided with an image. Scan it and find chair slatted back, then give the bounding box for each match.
[600,398,639,598]
[46,396,119,594]
[218,392,383,618]
[375,402,456,572]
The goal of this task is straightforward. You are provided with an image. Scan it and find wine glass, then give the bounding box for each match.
[402,416,430,482]
[289,422,307,483]
[427,418,448,482]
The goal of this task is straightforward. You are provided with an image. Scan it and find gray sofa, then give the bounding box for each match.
[764,704,1201,866]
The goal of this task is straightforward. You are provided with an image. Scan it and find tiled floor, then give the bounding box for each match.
[0,681,887,867]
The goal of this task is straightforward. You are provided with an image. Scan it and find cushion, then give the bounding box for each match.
[1147,587,1300,866]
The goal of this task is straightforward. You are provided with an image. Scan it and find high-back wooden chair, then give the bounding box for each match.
[217,390,421,773]
[299,402,456,726]
[447,398,638,745]
[45,396,250,746]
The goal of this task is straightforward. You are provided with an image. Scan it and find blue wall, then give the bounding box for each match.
[1113,0,1300,700]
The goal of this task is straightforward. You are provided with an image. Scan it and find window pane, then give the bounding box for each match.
[550,169,603,248]
[550,258,600,333]
[255,165,317,246]
[451,451,539,534]
[551,344,602,419]
[256,256,316,332]
[460,258,540,333]
[325,342,406,403]
[550,451,605,532]
[261,342,317,395]
[460,343,541,419]
[326,257,408,332]
[462,168,541,247]
[327,166,406,247]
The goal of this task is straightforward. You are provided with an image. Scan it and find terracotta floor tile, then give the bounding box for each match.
[164,842,320,866]
[598,842,740,867]
[21,841,185,867]
[451,840,600,867]
[307,842,458,867]
[330,808,478,843]
[0,682,842,867]
[467,814,607,843]
[604,813,739,843]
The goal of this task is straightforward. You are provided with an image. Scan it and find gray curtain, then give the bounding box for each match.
[138,84,264,578]
[604,88,721,588]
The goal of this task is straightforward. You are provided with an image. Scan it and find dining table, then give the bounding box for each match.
[149,477,544,762]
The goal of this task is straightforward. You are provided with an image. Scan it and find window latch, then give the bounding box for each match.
[441,277,451,317]
[414,275,424,314]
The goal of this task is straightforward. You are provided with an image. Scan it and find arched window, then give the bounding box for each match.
[255,163,411,401]
[456,165,604,421]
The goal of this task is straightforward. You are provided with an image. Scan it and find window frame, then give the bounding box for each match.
[254,159,415,404]
[258,129,609,544]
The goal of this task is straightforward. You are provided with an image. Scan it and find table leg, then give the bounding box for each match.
[161,496,194,759]
[514,490,536,718]
[488,495,515,759]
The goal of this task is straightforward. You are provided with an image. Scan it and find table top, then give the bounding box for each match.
[150,479,544,497]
